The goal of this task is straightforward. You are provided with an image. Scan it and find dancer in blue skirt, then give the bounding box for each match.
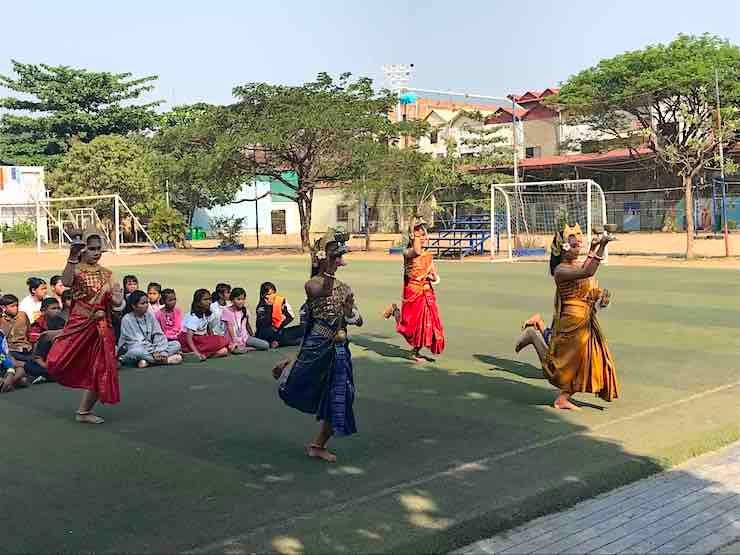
[273,229,363,462]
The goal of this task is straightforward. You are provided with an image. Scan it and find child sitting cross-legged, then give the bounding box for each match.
[118,290,182,368]
[1,329,27,393]
[155,288,183,341]
[179,288,229,362]
[221,287,270,353]
[0,294,50,384]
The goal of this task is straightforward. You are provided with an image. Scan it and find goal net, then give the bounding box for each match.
[490,180,608,262]
[0,194,157,253]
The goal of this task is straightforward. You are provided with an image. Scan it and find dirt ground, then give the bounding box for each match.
[1,239,740,274]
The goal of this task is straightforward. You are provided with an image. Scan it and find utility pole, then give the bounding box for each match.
[715,67,730,257]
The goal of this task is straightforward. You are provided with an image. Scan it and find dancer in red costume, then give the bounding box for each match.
[47,233,123,424]
[384,218,445,362]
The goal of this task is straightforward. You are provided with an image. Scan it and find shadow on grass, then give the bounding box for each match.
[0,337,731,554]
[474,354,543,380]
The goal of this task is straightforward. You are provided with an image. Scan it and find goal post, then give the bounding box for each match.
[490,179,608,263]
[0,193,157,253]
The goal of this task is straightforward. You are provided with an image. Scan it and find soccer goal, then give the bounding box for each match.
[490,179,608,262]
[0,194,157,253]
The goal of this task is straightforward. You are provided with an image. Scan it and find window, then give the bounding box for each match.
[336,205,351,222]
[430,129,439,144]
[525,146,542,159]
[271,210,286,234]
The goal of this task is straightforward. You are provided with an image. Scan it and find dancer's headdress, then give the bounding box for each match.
[551,223,583,256]
[311,228,349,274]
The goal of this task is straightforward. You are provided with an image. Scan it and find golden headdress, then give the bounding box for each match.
[551,223,583,256]
[311,228,349,266]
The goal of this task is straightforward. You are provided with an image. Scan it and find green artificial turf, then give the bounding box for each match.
[1,258,739,553]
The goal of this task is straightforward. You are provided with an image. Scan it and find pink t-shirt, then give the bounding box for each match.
[221,306,251,347]
[155,307,183,340]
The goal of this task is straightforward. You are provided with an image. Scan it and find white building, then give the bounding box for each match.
[0,166,49,241]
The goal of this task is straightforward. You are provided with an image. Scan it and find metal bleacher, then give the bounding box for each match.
[426,213,491,259]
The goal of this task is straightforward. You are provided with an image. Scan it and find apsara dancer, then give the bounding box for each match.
[273,230,363,462]
[48,233,123,423]
[384,218,444,362]
[515,223,617,410]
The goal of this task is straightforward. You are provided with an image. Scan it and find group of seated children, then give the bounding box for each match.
[1,274,304,392]
[114,276,303,369]
[1,276,73,391]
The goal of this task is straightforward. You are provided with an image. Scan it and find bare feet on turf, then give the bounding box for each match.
[167,354,183,365]
[272,359,292,380]
[137,359,149,369]
[553,393,581,411]
[75,411,105,424]
[382,303,399,320]
[306,443,337,462]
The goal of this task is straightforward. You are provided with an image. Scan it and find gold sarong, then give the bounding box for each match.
[543,278,618,402]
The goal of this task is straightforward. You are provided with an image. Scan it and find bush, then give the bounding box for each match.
[728,220,737,230]
[4,221,36,244]
[148,207,187,247]
[211,216,245,247]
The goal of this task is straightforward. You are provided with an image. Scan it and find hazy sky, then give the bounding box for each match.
[2,0,739,108]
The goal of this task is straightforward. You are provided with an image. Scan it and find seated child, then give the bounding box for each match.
[60,289,73,322]
[179,289,229,361]
[29,297,64,344]
[49,275,66,303]
[19,277,48,323]
[221,287,270,353]
[118,291,182,368]
[123,275,139,301]
[0,294,49,384]
[209,283,231,335]
[147,282,163,314]
[1,329,27,393]
[255,282,304,348]
[31,314,66,374]
[155,288,183,341]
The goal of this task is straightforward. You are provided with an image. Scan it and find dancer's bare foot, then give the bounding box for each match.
[75,411,105,424]
[306,443,337,463]
[382,303,399,320]
[553,393,581,411]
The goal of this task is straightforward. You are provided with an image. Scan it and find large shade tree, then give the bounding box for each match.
[0,61,161,167]
[553,34,740,258]
[215,72,398,249]
[149,103,243,224]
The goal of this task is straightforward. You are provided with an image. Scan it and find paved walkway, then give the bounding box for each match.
[456,442,740,554]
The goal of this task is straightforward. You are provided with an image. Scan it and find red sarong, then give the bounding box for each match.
[178,332,228,357]
[397,282,445,354]
[48,298,120,404]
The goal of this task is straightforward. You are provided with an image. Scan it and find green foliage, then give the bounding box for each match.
[727,220,737,230]
[47,135,158,215]
[214,72,400,247]
[148,206,188,246]
[553,34,740,257]
[211,216,245,247]
[553,34,740,177]
[0,61,161,168]
[3,221,36,244]
[148,104,242,224]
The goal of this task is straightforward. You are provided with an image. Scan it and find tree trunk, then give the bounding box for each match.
[683,175,695,259]
[296,191,313,252]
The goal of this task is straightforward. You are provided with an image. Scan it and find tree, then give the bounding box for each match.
[0,61,161,167]
[553,34,740,258]
[47,135,158,215]
[149,104,243,224]
[215,72,397,249]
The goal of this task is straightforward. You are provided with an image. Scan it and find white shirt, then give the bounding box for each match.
[182,311,221,336]
[209,301,230,335]
[19,295,42,323]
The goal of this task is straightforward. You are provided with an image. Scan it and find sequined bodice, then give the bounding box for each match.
[307,279,352,327]
[73,263,112,303]
[404,251,433,282]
